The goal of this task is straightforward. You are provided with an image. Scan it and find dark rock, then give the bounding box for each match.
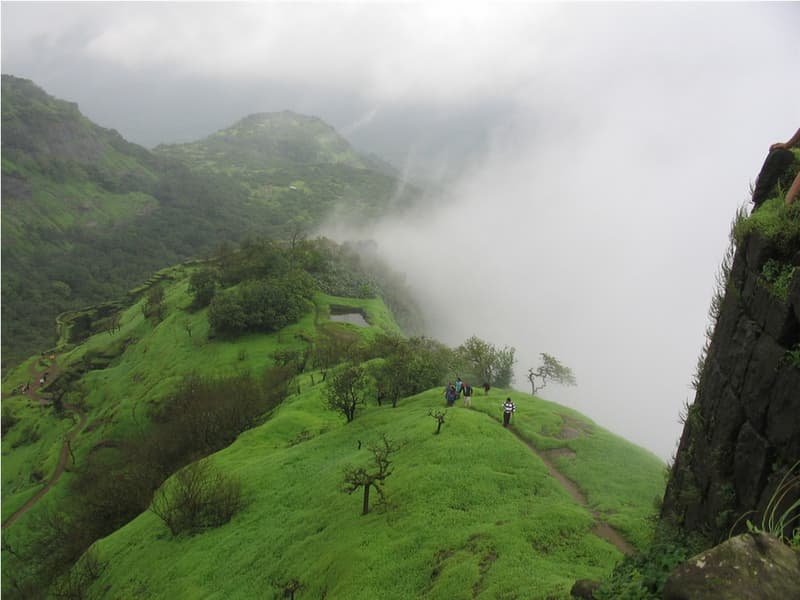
[663,533,800,600]
[733,422,771,510]
[747,280,798,345]
[765,364,800,462]
[751,149,796,211]
[713,316,760,395]
[570,579,600,599]
[744,231,778,275]
[740,334,784,429]
[708,386,745,451]
[790,269,800,325]
[663,228,800,542]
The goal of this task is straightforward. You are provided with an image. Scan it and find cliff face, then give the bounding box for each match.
[661,229,800,542]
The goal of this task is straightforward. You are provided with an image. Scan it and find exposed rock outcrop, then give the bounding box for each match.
[663,532,800,600]
[661,230,800,542]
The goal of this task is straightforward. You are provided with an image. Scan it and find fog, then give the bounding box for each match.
[3,3,799,460]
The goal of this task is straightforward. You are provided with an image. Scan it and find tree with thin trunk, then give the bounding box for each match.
[343,434,399,515]
[428,409,447,434]
[326,363,367,422]
[527,353,577,395]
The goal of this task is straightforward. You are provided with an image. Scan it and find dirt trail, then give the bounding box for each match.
[3,358,86,530]
[511,429,635,556]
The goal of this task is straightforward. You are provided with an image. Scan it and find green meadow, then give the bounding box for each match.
[2,263,664,599]
[87,382,663,599]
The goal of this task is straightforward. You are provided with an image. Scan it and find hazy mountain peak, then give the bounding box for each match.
[156,109,367,170]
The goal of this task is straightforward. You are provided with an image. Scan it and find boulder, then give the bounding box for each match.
[663,533,800,600]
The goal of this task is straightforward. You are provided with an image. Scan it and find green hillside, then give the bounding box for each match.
[1,239,663,599]
[87,387,663,600]
[155,111,370,171]
[1,76,417,370]
[154,111,422,228]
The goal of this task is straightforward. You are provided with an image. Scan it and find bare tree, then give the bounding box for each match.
[343,434,400,515]
[428,409,447,435]
[527,353,577,395]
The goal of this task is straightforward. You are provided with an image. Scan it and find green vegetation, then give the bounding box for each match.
[596,523,708,599]
[456,335,516,388]
[732,461,800,547]
[760,259,796,301]
[2,77,667,598]
[1,76,420,370]
[74,385,662,600]
[734,146,800,252]
[1,236,664,598]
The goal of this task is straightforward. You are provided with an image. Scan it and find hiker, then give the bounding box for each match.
[502,397,515,427]
[752,127,800,211]
[454,376,463,399]
[483,382,490,395]
[462,381,473,408]
[444,383,456,407]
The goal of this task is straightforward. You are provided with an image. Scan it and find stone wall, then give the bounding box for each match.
[661,231,800,542]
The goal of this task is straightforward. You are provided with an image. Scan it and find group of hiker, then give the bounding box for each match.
[443,376,516,427]
[444,377,473,407]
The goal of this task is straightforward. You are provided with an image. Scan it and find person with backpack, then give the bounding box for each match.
[444,383,456,407]
[462,381,473,408]
[454,376,463,399]
[502,397,515,427]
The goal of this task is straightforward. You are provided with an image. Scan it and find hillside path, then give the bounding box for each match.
[509,427,635,556]
[2,358,87,530]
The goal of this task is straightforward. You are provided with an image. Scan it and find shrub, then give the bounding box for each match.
[1,407,19,438]
[51,548,106,600]
[760,259,795,301]
[150,459,244,535]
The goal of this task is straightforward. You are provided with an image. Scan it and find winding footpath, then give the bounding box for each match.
[509,426,635,556]
[2,358,87,530]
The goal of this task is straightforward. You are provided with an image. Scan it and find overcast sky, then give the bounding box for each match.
[3,2,799,460]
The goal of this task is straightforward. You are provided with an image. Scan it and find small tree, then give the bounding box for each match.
[343,434,399,515]
[428,409,447,434]
[527,353,577,395]
[326,363,368,422]
[188,267,218,308]
[457,335,516,387]
[142,284,166,321]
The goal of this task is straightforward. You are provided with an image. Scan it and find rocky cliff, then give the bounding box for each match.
[661,220,800,542]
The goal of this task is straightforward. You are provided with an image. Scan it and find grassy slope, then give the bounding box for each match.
[0,269,402,523]
[89,386,637,600]
[2,270,664,598]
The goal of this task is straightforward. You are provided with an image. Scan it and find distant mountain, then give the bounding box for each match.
[154,110,419,226]
[156,111,370,171]
[0,76,415,368]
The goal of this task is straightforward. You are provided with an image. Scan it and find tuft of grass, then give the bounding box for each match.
[734,197,800,254]
[760,259,796,301]
[727,461,800,547]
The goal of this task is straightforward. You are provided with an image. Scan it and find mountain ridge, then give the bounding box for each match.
[0,75,415,368]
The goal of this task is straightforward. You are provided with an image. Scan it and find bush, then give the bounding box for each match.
[1,407,19,438]
[150,459,244,535]
[51,548,106,600]
[208,272,314,336]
